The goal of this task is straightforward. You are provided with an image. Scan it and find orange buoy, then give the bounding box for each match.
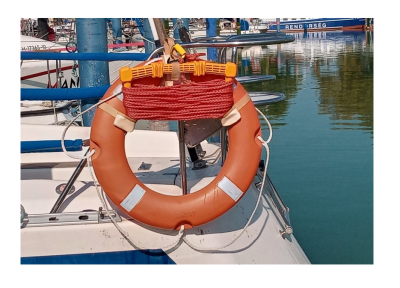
[90,59,262,230]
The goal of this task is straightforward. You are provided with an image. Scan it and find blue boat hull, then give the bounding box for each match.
[264,18,372,32]
[21,249,175,264]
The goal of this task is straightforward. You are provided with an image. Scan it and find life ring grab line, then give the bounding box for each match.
[88,107,255,229]
[57,58,271,247]
[91,111,261,229]
[90,71,262,230]
[59,96,272,251]
[90,80,261,229]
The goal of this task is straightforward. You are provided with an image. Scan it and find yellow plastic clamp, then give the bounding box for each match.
[224,62,237,78]
[172,44,186,58]
[152,62,164,78]
[120,61,237,83]
[119,66,133,88]
[193,61,206,76]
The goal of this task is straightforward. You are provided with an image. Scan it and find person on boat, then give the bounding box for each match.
[37,18,49,40]
[47,26,56,42]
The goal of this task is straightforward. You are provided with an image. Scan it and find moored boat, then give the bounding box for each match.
[20,34,144,90]
[20,31,310,264]
[189,18,269,38]
[20,34,145,125]
[261,18,373,33]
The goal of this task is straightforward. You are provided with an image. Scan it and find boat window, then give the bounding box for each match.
[300,18,306,20]
[283,18,288,21]
[291,18,297,20]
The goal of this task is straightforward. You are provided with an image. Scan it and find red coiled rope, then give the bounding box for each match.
[178,53,206,63]
[122,79,234,121]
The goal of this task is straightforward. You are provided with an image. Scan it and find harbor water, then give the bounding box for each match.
[239,31,373,264]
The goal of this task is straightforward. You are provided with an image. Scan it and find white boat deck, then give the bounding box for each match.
[21,177,309,264]
[20,123,310,264]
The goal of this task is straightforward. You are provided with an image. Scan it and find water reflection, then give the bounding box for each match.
[239,31,373,134]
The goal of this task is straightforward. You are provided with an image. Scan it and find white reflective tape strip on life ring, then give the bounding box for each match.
[217,176,244,202]
[120,185,146,212]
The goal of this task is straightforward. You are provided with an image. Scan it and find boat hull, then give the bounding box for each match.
[265,18,372,33]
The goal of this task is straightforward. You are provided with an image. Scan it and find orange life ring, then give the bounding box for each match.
[90,60,262,230]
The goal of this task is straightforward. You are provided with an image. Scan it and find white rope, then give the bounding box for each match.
[52,120,80,127]
[60,88,273,252]
[88,106,271,252]
[57,74,186,250]
[141,35,155,45]
[87,154,185,250]
[109,51,156,84]
[59,91,185,250]
[205,149,221,165]
[110,62,134,84]
[143,57,163,66]
[180,107,272,252]
[202,147,221,159]
[255,107,273,143]
[60,91,123,160]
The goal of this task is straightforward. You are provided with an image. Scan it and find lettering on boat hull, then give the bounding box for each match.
[285,22,327,30]
[48,77,80,89]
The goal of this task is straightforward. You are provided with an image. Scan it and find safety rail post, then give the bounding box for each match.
[111,18,123,46]
[206,18,218,61]
[142,18,156,53]
[236,18,241,35]
[76,18,110,127]
[172,18,179,41]
[46,59,58,124]
[366,18,371,30]
[276,18,280,33]
[50,150,89,213]
[277,44,281,73]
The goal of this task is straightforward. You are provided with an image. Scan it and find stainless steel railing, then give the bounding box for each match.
[256,170,293,236]
[147,34,295,60]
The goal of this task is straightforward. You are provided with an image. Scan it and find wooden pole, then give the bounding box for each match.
[153,18,168,44]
